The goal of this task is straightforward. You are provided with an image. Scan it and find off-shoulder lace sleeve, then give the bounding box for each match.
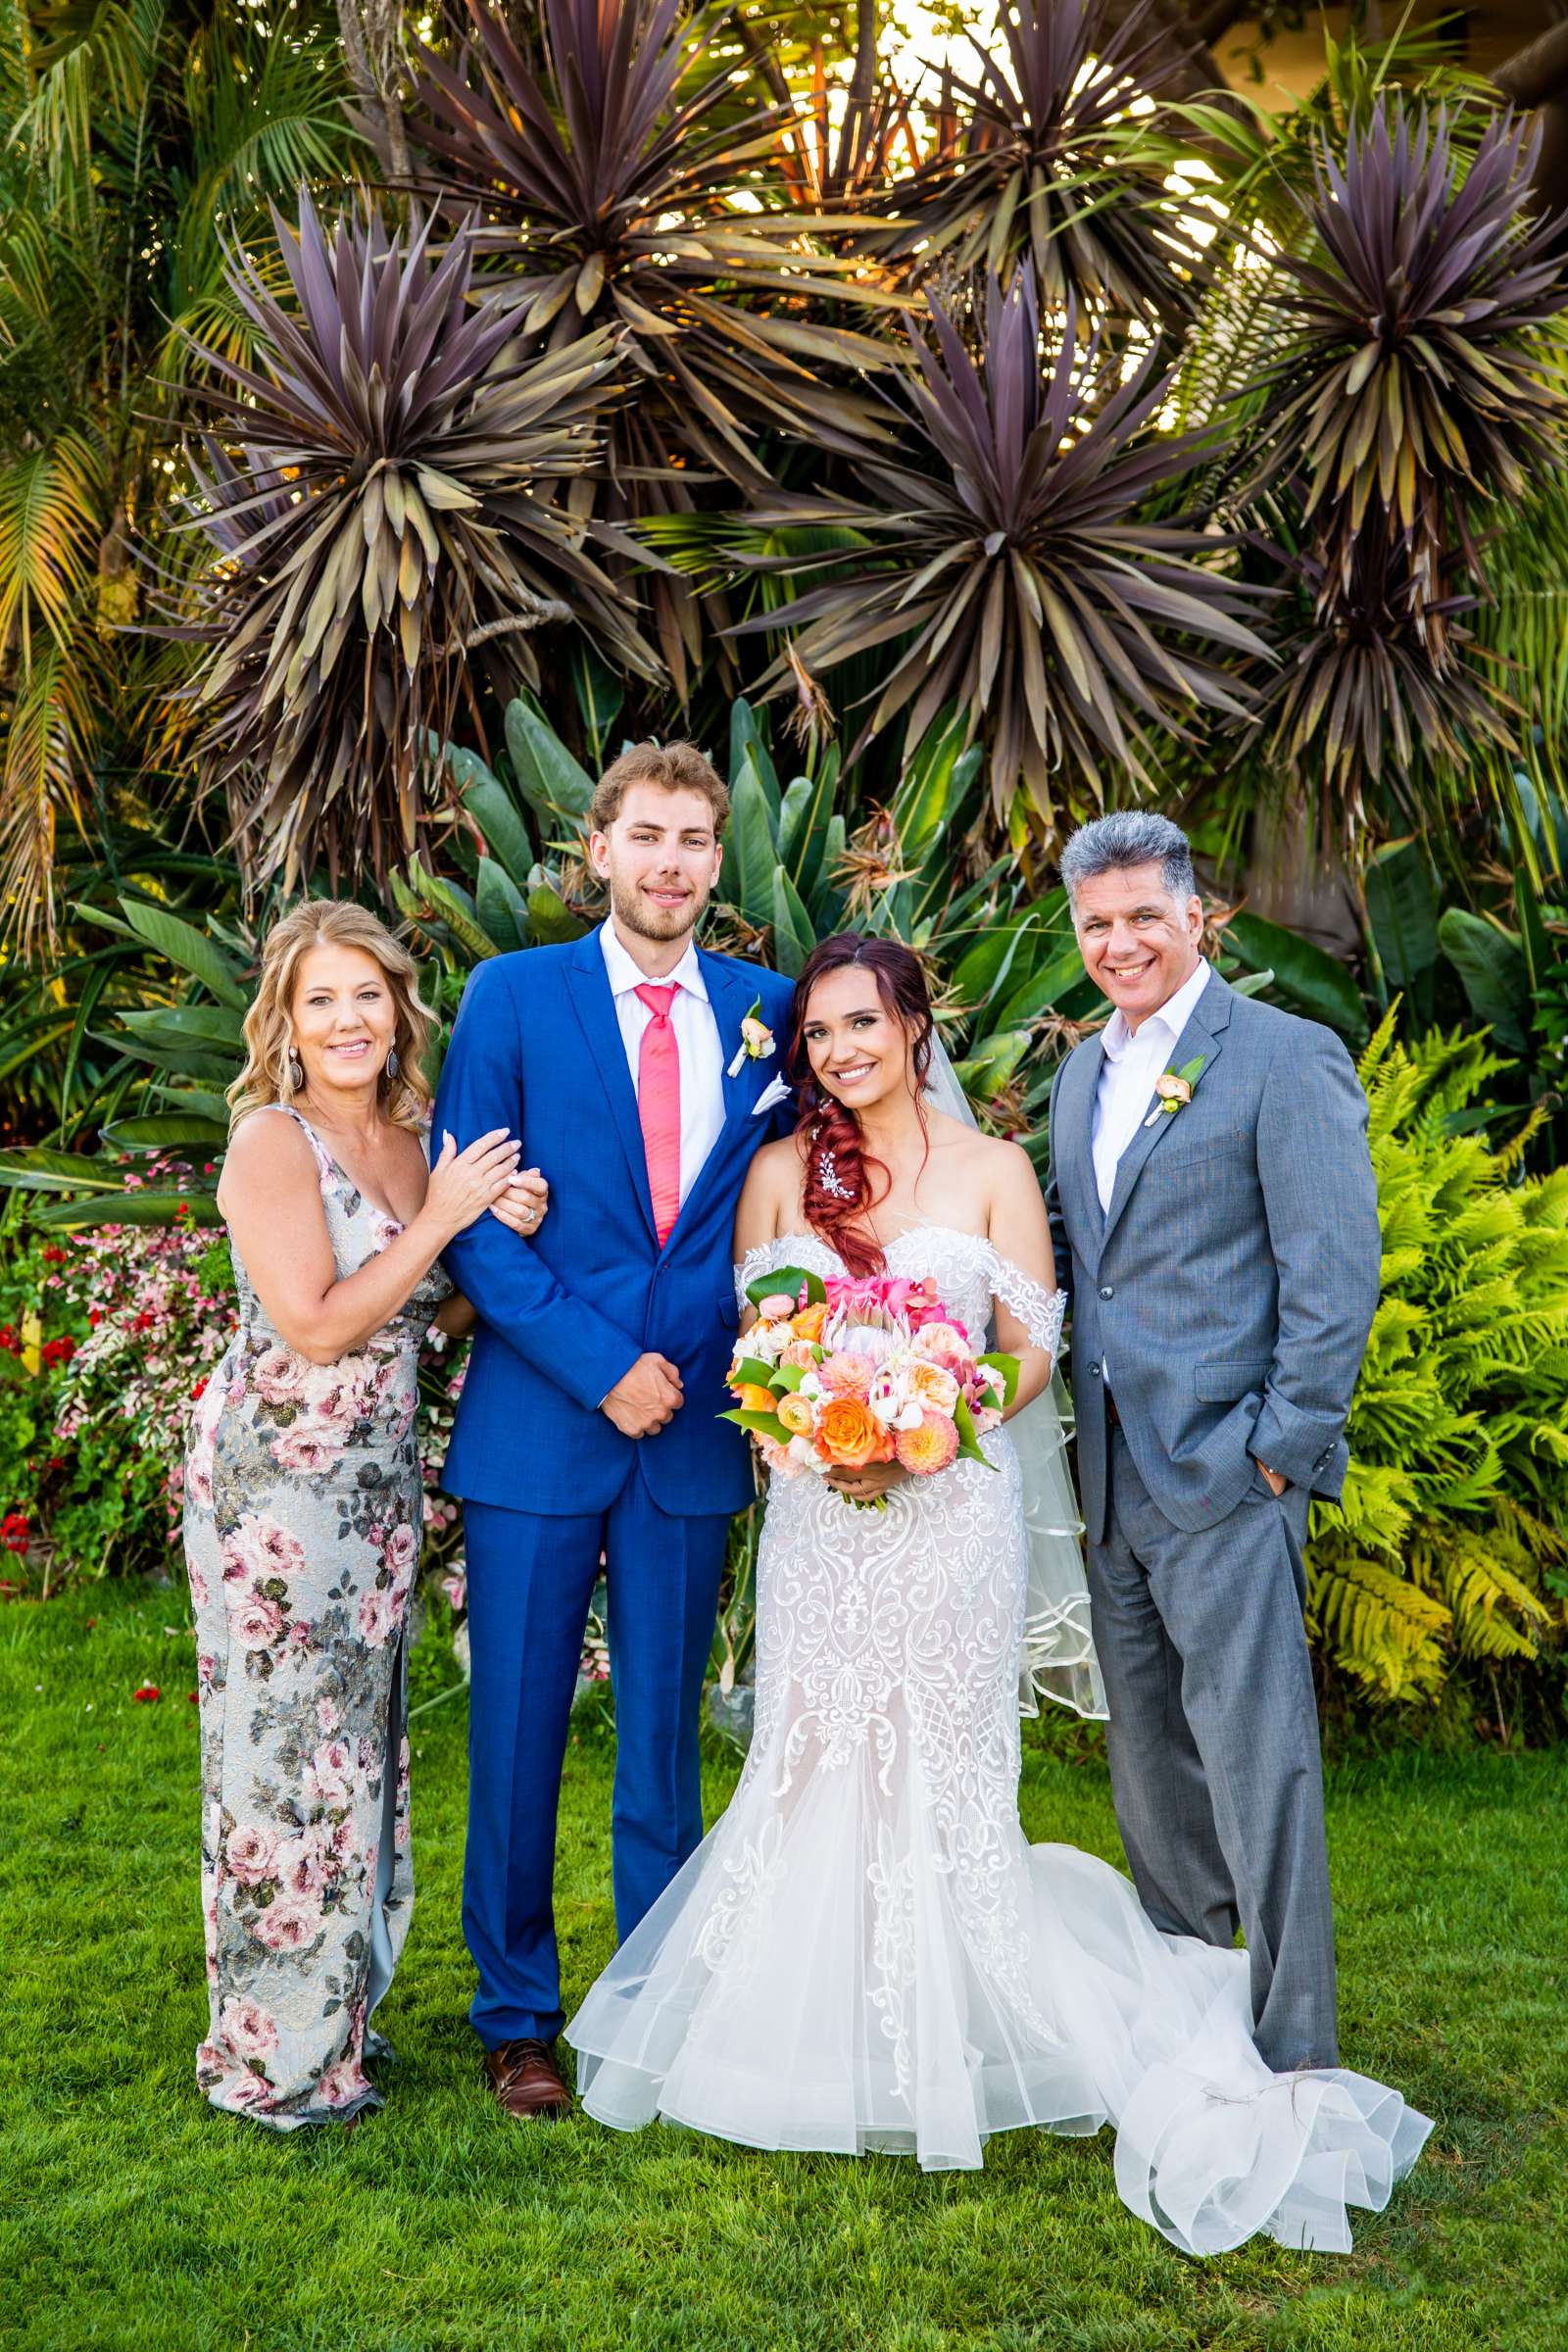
[735,1232,841,1310]
[735,1242,781,1310]
[987,1249,1066,1362]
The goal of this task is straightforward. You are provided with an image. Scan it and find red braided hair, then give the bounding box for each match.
[789,934,935,1278]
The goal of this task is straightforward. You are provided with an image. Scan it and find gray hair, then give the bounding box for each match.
[1058,811,1197,906]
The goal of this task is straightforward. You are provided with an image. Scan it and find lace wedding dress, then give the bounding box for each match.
[565,1227,1430,2255]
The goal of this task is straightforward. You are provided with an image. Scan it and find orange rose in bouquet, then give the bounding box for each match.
[814,1396,894,1470]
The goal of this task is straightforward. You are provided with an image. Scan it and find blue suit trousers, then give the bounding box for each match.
[462,1465,730,2048]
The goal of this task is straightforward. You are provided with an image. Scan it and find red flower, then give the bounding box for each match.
[40,1336,76,1368]
[42,1247,67,1265]
[132,1684,161,1703]
[0,1326,20,1355]
[191,1377,208,1402]
[1,1513,29,1554]
[87,1310,102,1328]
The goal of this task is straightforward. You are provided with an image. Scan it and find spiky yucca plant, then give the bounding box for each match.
[1255,105,1568,593]
[1237,98,1568,820]
[881,0,1207,328]
[175,190,659,891]
[411,0,891,693]
[732,271,1267,823]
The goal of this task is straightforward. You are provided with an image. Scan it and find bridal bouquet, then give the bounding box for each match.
[722,1266,1017,1497]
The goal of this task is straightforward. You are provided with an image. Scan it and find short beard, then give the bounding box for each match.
[608,871,710,946]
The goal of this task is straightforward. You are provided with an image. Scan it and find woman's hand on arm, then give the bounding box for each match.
[220,1114,519,1364]
[987,1142,1059,1419]
[488,1167,549,1239]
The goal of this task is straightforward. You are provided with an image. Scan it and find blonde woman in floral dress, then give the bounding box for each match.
[183,901,547,2128]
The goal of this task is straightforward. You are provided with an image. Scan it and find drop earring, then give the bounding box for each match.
[385,1046,400,1079]
[285,1047,303,1092]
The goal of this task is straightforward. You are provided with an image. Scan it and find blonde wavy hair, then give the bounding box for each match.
[226,901,437,1134]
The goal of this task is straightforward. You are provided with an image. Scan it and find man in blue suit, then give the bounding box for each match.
[433,740,796,2119]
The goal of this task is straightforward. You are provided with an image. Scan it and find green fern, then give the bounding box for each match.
[1309,1023,1568,1707]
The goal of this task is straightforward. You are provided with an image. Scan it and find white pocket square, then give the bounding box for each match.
[752,1073,792,1118]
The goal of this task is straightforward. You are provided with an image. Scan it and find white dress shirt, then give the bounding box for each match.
[1092,956,1212,1216]
[600,920,726,1212]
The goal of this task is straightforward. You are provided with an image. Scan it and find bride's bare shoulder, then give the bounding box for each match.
[749,1134,805,1187]
[926,1109,1036,1183]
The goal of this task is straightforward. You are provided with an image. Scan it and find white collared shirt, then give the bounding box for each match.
[599,920,726,1211]
[1091,957,1211,1216]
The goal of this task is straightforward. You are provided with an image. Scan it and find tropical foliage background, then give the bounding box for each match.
[2,0,1566,1740]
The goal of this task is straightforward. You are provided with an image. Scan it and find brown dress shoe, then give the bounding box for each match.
[484,2037,572,2120]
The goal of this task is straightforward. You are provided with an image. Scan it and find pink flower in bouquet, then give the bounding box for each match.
[226,1824,279,1885]
[219,1996,278,2060]
[910,1321,972,1377]
[757,1433,796,1478]
[908,1357,961,1415]
[819,1349,874,1398]
[895,1409,960,1477]
[757,1293,798,1323]
[780,1339,820,1373]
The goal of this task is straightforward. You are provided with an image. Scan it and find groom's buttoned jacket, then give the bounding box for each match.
[433,933,796,1519]
[1047,967,1381,1545]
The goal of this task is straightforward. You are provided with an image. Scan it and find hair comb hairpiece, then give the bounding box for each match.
[816,1149,854,1202]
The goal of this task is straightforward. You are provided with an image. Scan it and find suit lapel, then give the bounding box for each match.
[673,953,758,1237]
[564,929,658,1244]
[1100,969,1232,1253]
[1055,1035,1106,1261]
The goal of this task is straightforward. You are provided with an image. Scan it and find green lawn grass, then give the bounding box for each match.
[2,1580,1565,2352]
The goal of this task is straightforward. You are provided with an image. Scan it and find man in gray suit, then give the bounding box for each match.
[1046,811,1380,2072]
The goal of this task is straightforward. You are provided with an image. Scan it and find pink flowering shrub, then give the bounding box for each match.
[0,1180,235,1585]
[1,1165,471,1594]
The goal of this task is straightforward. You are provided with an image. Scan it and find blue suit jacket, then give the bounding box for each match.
[432,932,796,1518]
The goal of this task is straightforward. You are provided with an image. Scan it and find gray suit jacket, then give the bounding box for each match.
[1046,968,1381,1544]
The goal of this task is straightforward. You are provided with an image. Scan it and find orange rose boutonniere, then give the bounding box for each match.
[1143,1053,1207,1129]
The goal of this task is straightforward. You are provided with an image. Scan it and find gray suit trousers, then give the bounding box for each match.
[1091,1427,1338,2072]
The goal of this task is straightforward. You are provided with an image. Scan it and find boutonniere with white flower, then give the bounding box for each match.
[1143,1053,1207,1128]
[727,998,776,1079]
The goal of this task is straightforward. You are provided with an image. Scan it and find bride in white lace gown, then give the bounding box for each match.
[565,937,1429,2256]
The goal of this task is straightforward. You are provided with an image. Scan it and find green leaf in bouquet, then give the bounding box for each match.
[719,1407,794,1446]
[977,1350,1020,1408]
[953,1392,999,1470]
[772,1361,808,1392]
[745,1265,826,1307]
[732,1357,781,1392]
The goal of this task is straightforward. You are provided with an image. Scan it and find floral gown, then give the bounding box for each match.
[183,1105,449,2127]
[567,1227,1431,2256]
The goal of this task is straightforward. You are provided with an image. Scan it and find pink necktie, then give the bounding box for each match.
[634,983,681,1244]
